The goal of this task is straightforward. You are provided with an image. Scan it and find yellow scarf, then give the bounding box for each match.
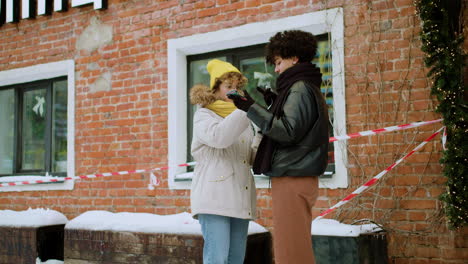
[205,100,237,118]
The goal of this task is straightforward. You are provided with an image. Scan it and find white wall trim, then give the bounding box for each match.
[0,60,76,192]
[168,8,347,189]
[71,0,104,9]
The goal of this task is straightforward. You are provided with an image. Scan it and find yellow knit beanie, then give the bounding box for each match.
[207,59,241,89]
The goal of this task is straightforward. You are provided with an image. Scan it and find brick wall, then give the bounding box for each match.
[0,0,466,263]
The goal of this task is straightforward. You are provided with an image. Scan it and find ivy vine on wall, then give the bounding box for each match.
[416,0,467,228]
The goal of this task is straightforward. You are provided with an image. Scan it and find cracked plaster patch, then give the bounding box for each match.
[76,17,113,53]
[90,72,112,92]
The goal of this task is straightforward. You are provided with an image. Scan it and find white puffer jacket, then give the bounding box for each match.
[190,108,257,220]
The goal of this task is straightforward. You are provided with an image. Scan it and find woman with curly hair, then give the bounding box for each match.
[189,59,257,264]
[229,30,329,264]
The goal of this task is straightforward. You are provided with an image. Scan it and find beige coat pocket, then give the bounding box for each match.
[206,161,234,182]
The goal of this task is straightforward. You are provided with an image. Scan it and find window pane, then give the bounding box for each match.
[190,58,219,87]
[312,36,335,175]
[314,37,333,119]
[239,57,276,107]
[52,80,67,173]
[187,56,226,163]
[22,88,47,171]
[0,89,14,174]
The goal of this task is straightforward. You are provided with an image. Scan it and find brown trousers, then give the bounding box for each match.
[271,176,319,264]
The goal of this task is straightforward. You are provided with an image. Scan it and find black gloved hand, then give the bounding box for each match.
[256,86,277,106]
[227,90,255,112]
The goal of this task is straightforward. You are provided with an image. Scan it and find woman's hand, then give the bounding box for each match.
[227,90,255,112]
[256,86,277,106]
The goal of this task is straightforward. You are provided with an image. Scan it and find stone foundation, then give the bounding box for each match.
[0,225,65,264]
[65,229,272,264]
[313,233,388,264]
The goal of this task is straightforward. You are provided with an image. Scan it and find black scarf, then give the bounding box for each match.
[252,62,322,175]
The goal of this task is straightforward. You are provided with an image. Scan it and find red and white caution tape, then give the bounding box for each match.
[315,126,445,220]
[329,119,442,142]
[0,119,442,188]
[0,162,196,188]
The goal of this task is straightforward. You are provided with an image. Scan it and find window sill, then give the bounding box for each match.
[0,176,74,192]
[174,171,272,189]
[174,171,335,190]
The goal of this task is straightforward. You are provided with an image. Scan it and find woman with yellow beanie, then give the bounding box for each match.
[189,59,257,264]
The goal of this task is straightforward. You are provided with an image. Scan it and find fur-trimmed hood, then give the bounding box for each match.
[190,84,217,107]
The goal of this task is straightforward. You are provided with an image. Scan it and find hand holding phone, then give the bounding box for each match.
[226,90,247,101]
[226,90,255,112]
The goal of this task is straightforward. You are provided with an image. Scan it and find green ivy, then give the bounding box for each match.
[416,0,467,228]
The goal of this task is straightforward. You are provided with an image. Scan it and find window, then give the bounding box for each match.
[168,8,346,189]
[0,60,75,192]
[0,78,68,176]
[185,35,335,179]
[185,44,273,165]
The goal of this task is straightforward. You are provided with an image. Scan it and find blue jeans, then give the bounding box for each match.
[198,214,250,264]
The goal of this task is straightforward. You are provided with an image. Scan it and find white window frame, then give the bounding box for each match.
[168,8,347,189]
[0,60,75,192]
[71,0,105,9]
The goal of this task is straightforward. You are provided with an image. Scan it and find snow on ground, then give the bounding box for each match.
[312,219,383,237]
[0,208,68,227]
[65,211,268,235]
[36,258,63,264]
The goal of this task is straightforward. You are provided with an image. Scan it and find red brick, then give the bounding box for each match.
[399,199,437,210]
[0,1,463,264]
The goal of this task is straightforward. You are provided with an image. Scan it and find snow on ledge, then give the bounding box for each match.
[0,176,74,193]
[0,209,381,237]
[0,176,65,183]
[65,211,268,235]
[0,208,68,227]
[312,219,383,237]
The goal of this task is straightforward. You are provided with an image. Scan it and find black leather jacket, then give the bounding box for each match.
[247,80,329,177]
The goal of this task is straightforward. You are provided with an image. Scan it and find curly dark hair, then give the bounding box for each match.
[265,30,318,65]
